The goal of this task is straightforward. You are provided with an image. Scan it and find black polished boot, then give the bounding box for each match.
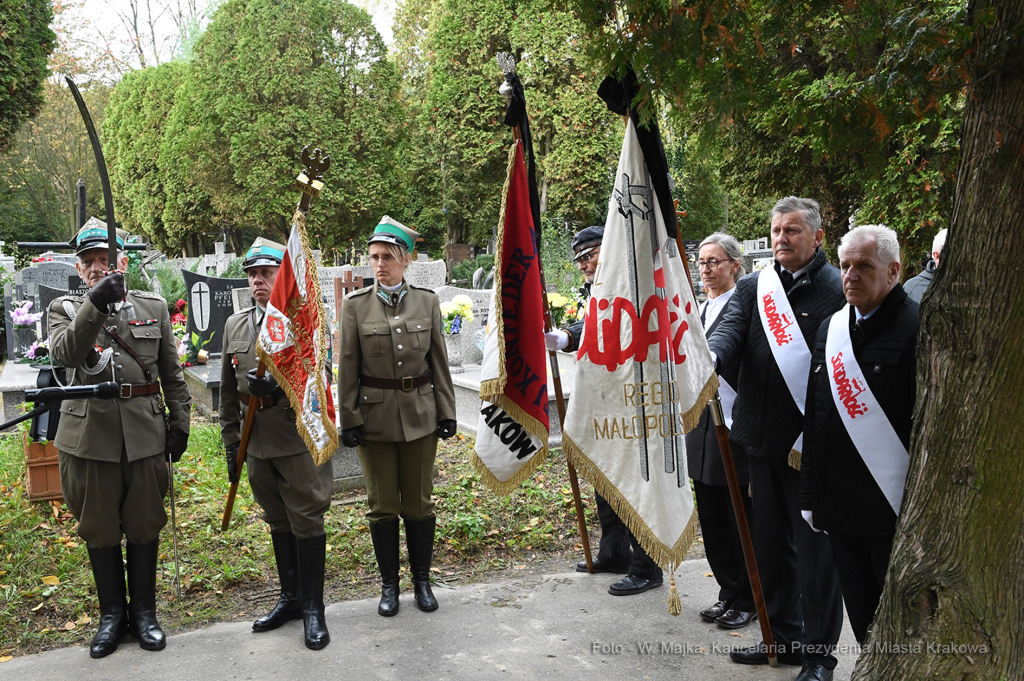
[253,532,302,632]
[405,517,438,612]
[369,519,400,617]
[126,539,166,651]
[87,545,128,659]
[296,534,330,650]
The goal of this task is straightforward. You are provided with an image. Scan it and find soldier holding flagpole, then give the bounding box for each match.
[708,197,845,681]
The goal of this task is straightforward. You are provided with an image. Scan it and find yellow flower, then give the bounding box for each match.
[547,292,568,309]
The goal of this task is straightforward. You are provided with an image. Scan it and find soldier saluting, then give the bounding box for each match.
[48,223,191,658]
[219,237,333,650]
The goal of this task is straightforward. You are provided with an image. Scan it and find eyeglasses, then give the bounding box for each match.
[697,258,730,271]
[370,253,397,264]
[575,251,598,265]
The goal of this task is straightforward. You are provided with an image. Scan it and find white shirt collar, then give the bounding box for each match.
[702,286,735,328]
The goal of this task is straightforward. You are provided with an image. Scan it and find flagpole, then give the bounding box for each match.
[506,126,595,573]
[673,202,777,667]
[221,361,264,531]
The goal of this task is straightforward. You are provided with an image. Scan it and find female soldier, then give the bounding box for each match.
[686,232,756,630]
[338,216,457,617]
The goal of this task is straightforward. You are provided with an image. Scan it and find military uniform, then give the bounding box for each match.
[219,236,331,650]
[338,215,456,617]
[47,222,191,658]
[219,306,333,538]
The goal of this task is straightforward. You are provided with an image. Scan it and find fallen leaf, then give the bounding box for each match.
[729,632,744,637]
[0,570,6,577]
[75,615,91,625]
[514,564,526,570]
[703,572,714,577]
[31,602,45,612]
[325,545,332,552]
[0,655,13,663]
[63,621,76,630]
[41,576,60,586]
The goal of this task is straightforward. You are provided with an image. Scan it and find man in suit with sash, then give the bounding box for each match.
[801,224,918,644]
[709,197,845,681]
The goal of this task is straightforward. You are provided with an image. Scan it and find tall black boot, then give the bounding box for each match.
[296,534,330,650]
[368,519,400,617]
[405,517,438,612]
[126,539,166,651]
[87,545,128,658]
[253,531,302,632]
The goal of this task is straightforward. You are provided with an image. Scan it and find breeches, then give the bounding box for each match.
[357,434,437,523]
[247,451,333,539]
[59,448,168,548]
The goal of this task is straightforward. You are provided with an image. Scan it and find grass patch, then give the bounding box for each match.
[0,424,616,659]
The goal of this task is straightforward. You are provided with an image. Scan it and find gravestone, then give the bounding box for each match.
[231,287,253,314]
[435,285,493,365]
[38,285,66,336]
[681,239,703,302]
[16,261,77,298]
[181,270,248,354]
[68,275,89,297]
[332,270,363,358]
[406,259,447,291]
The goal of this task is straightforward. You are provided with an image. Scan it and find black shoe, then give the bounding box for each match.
[297,534,330,650]
[126,539,166,652]
[716,609,757,629]
[253,532,302,632]
[608,574,663,596]
[369,519,400,617]
[795,660,834,681]
[699,600,728,622]
[575,558,630,574]
[729,643,803,666]
[87,545,128,659]
[405,517,438,612]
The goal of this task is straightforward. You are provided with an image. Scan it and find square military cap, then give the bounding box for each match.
[572,225,604,262]
[369,215,420,252]
[70,217,129,255]
[243,237,287,270]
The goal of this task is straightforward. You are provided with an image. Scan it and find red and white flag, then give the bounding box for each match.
[563,119,718,572]
[256,211,338,465]
[473,141,549,493]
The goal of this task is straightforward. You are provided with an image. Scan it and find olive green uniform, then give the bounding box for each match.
[48,290,192,549]
[338,283,455,522]
[220,306,333,538]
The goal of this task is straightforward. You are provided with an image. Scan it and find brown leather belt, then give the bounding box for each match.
[119,382,161,398]
[360,370,432,392]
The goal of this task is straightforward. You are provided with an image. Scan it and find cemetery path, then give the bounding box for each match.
[1,558,858,681]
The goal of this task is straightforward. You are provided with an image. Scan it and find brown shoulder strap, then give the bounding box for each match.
[105,325,154,384]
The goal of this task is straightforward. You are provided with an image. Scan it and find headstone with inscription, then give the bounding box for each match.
[181,270,248,354]
[435,285,492,365]
[16,261,77,298]
[231,287,254,314]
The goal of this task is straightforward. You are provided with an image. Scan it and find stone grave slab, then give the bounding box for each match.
[231,287,253,314]
[16,261,77,297]
[38,285,65,336]
[182,270,248,354]
[406,259,447,291]
[435,285,492,365]
[68,275,89,297]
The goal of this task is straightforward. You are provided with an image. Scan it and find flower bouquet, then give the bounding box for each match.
[440,295,474,335]
[12,301,43,329]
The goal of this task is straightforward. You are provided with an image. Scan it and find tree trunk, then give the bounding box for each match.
[853,2,1024,679]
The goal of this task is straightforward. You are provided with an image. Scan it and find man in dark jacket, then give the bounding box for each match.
[708,197,845,681]
[801,224,918,644]
[544,225,663,596]
[903,228,946,304]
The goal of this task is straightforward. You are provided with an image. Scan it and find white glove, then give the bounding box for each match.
[544,330,569,352]
[801,510,821,533]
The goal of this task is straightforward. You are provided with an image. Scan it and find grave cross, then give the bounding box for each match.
[332,271,364,358]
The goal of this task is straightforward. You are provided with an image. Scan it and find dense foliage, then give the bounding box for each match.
[0,0,56,153]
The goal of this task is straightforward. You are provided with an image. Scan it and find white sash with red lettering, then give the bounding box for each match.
[824,306,909,515]
[756,265,811,456]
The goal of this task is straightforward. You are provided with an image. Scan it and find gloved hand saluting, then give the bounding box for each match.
[226,442,241,485]
[544,330,569,352]
[437,419,457,439]
[341,426,365,448]
[87,271,126,313]
[165,428,189,463]
[246,368,284,401]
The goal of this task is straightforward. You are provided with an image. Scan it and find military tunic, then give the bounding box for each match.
[48,290,192,549]
[220,306,332,538]
[338,283,455,522]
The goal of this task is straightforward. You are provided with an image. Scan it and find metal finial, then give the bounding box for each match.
[496,53,516,75]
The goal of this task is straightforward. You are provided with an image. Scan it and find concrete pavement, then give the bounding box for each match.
[2,558,860,680]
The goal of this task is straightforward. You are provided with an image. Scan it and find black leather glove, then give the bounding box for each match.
[246,368,284,400]
[87,271,126,312]
[437,419,457,439]
[340,426,364,448]
[165,428,188,463]
[225,442,240,485]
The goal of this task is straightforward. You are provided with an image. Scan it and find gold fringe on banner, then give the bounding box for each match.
[681,374,720,434]
[470,140,551,495]
[788,449,802,470]
[563,431,699,616]
[256,208,339,467]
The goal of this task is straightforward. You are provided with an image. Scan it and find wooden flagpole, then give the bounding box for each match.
[674,200,777,667]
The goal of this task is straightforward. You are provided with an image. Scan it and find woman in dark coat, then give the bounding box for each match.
[686,232,756,630]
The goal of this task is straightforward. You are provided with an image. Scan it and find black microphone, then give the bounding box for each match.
[25,382,120,403]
